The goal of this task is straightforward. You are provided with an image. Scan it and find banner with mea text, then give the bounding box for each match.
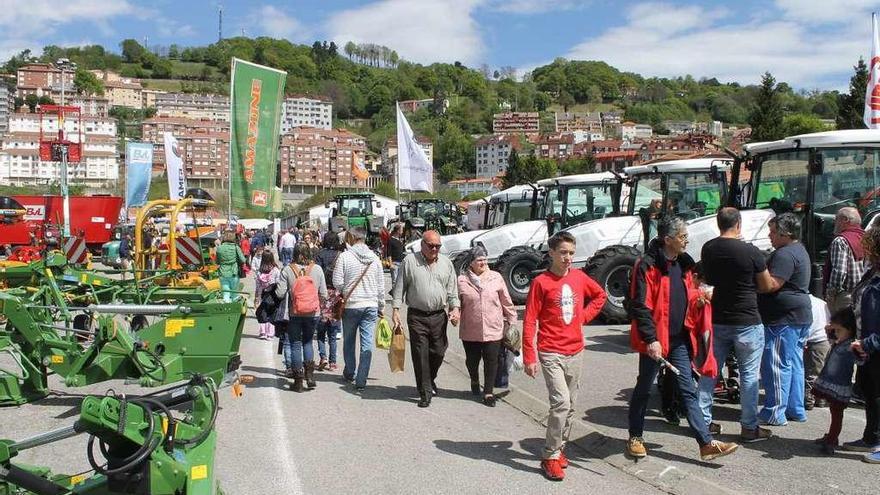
[229,58,286,213]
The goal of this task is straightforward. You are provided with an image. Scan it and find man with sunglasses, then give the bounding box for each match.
[392,230,460,408]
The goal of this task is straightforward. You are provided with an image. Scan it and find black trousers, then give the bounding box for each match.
[407,309,448,397]
[856,355,880,445]
[463,340,502,396]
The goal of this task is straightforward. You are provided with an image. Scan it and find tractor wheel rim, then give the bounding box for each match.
[511,262,532,292]
[605,265,632,308]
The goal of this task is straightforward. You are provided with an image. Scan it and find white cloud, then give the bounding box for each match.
[774,0,876,23]
[563,2,873,88]
[325,0,486,65]
[254,5,307,41]
[0,0,135,38]
[490,0,591,14]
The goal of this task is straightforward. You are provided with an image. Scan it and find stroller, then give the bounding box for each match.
[658,352,741,425]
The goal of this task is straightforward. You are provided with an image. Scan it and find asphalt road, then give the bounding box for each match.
[1,271,875,494]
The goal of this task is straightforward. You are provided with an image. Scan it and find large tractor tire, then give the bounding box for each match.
[496,246,543,305]
[584,245,641,324]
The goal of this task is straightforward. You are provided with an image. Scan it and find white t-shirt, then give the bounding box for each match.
[807,295,830,343]
[279,232,297,249]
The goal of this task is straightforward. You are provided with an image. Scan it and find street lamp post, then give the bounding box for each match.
[56,58,76,238]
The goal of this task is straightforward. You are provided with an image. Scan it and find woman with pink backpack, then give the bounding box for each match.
[274,243,328,392]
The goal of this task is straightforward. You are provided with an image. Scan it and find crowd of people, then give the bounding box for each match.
[220,208,879,484]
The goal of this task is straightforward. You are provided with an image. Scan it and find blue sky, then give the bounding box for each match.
[1,0,877,90]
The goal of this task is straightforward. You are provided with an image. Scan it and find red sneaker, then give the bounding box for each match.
[541,459,565,481]
[559,451,569,469]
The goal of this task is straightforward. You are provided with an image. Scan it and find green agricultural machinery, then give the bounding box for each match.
[0,261,246,405]
[0,374,225,494]
[327,193,385,250]
[397,199,462,241]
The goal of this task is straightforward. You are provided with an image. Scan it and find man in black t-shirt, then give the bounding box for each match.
[698,208,774,443]
[757,213,813,426]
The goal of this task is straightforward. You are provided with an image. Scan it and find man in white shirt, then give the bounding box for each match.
[279,228,297,265]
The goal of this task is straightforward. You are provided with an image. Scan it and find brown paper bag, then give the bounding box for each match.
[388,324,406,373]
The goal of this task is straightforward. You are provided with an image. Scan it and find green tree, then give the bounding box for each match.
[437,163,460,183]
[748,72,785,142]
[782,113,827,136]
[73,67,104,95]
[151,58,174,79]
[344,41,356,61]
[374,180,398,199]
[24,94,39,112]
[120,39,147,64]
[558,90,575,112]
[836,58,869,130]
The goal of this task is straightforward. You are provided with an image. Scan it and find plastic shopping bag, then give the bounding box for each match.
[388,323,406,373]
[375,318,393,350]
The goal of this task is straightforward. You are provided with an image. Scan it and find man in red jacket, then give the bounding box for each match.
[523,231,606,481]
[626,216,739,462]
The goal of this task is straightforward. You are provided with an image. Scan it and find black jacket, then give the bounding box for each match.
[387,237,405,262]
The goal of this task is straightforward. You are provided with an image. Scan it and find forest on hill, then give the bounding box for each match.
[2,36,866,182]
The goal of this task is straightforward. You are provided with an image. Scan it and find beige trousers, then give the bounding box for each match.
[539,350,584,459]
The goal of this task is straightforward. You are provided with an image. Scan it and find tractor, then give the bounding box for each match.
[469,172,621,304]
[327,193,385,251]
[397,199,462,241]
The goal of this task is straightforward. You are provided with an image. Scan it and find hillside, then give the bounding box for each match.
[1,37,860,181]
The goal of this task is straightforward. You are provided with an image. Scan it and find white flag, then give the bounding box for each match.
[865,13,880,128]
[396,103,433,192]
[164,132,187,200]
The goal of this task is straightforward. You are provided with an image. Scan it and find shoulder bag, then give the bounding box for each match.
[333,259,372,320]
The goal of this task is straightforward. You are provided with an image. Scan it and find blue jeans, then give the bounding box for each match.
[220,276,239,303]
[628,337,713,446]
[495,347,512,388]
[280,247,294,265]
[285,316,317,371]
[342,307,378,388]
[697,323,764,429]
[759,324,810,424]
[316,318,341,363]
[390,262,401,289]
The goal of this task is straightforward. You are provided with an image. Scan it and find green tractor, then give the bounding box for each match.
[327,193,385,251]
[397,199,462,241]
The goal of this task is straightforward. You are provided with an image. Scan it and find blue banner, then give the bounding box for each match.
[125,142,153,208]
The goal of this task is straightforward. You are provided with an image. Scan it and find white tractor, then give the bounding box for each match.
[579,129,880,322]
[470,172,622,304]
[405,183,542,264]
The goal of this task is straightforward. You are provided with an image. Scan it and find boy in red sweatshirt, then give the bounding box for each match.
[523,231,606,481]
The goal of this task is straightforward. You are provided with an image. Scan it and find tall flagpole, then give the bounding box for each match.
[395,101,400,203]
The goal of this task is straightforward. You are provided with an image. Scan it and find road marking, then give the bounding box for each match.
[261,337,304,495]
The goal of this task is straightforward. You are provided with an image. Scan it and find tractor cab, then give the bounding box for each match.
[400,198,462,240]
[739,129,880,295]
[328,193,384,250]
[538,172,622,236]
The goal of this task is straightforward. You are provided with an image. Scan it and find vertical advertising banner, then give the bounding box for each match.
[164,132,187,201]
[229,58,286,213]
[125,142,153,208]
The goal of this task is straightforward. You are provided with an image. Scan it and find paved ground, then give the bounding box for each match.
[1,270,876,494]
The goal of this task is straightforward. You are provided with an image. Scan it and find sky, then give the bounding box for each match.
[0,0,877,90]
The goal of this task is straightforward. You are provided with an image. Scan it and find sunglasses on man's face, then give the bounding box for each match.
[424,242,442,250]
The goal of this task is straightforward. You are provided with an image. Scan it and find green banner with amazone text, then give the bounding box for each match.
[230,58,286,214]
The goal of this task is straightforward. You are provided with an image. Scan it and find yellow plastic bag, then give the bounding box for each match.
[375,318,393,350]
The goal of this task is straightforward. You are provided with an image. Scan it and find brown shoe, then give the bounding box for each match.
[700,440,739,461]
[740,426,772,443]
[626,437,647,458]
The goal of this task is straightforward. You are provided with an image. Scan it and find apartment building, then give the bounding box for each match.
[104,79,144,109]
[533,133,575,160]
[279,127,367,187]
[141,116,231,184]
[141,89,166,109]
[475,134,521,178]
[0,112,118,187]
[281,95,332,133]
[0,79,15,135]
[15,63,74,98]
[556,111,603,133]
[398,98,449,114]
[492,112,540,135]
[155,93,229,121]
[621,122,653,141]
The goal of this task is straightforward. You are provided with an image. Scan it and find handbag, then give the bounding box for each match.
[333,261,372,320]
[502,322,522,355]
